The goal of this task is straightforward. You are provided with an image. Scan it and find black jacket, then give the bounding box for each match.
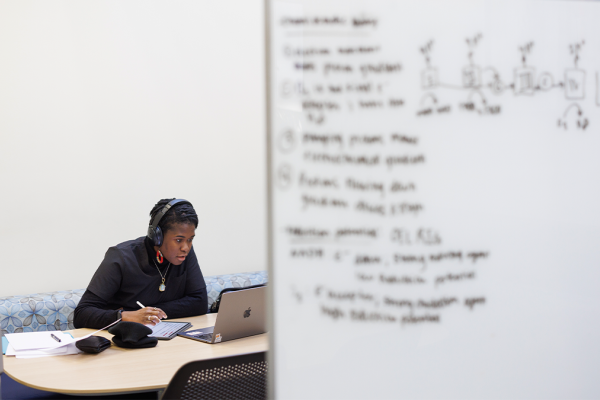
[74,236,207,329]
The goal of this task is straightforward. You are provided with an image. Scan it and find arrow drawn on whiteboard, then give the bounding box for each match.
[563,102,583,117]
[420,92,438,106]
[468,89,487,106]
[557,103,588,130]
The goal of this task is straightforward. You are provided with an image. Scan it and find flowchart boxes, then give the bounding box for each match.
[462,66,481,88]
[565,69,585,99]
[514,67,535,95]
[421,68,438,89]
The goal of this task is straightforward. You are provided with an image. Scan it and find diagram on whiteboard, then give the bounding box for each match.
[418,35,592,130]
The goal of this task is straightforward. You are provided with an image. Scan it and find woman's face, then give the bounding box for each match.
[158,223,196,265]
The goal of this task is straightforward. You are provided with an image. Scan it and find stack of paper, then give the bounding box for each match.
[5,331,81,358]
[4,319,121,359]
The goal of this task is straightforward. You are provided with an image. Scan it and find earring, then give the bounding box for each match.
[156,250,164,264]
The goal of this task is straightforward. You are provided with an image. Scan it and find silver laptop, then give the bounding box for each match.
[178,286,266,344]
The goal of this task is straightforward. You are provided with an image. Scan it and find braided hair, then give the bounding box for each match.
[149,198,198,233]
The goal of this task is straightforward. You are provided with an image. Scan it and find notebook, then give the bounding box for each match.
[178,286,266,344]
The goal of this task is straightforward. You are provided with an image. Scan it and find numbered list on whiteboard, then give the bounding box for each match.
[269,10,490,329]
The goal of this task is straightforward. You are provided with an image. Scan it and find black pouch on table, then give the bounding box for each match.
[76,336,111,354]
[209,284,266,313]
[108,321,158,349]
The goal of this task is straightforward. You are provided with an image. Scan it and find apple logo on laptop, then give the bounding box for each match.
[244,307,251,318]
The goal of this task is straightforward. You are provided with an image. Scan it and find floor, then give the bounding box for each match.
[1,374,159,400]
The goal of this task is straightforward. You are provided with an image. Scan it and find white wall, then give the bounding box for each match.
[0,1,266,296]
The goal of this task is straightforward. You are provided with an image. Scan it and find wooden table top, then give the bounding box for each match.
[2,314,268,395]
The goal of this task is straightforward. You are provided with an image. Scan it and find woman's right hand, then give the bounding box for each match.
[121,307,167,326]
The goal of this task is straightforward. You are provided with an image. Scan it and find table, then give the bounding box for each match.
[2,314,268,395]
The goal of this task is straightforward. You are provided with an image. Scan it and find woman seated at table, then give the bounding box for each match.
[74,198,208,329]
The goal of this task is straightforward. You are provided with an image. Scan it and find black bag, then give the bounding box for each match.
[210,284,266,313]
[108,321,158,349]
[75,335,111,354]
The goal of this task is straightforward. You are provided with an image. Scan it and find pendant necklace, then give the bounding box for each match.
[153,261,171,292]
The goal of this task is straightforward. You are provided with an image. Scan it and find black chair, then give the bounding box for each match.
[160,352,268,400]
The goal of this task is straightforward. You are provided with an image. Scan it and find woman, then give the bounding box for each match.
[74,199,208,329]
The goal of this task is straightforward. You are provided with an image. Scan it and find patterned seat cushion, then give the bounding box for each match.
[0,271,268,334]
[204,271,268,311]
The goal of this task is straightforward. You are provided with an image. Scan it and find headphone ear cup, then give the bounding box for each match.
[154,226,163,247]
[147,227,156,246]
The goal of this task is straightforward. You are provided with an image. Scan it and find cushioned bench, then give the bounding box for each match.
[0,271,268,334]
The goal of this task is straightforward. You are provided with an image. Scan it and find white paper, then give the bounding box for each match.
[5,335,81,359]
[5,331,72,351]
[14,343,82,359]
[5,318,120,358]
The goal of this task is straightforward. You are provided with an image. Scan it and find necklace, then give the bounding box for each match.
[153,261,171,292]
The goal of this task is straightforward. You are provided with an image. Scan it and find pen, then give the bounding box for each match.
[138,301,163,323]
[50,333,61,343]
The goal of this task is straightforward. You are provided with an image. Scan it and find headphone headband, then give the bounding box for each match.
[147,199,192,246]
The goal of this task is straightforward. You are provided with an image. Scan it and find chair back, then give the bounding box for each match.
[161,351,267,400]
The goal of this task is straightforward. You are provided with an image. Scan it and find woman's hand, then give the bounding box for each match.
[122,307,168,326]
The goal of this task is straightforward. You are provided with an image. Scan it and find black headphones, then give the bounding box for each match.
[147,199,192,247]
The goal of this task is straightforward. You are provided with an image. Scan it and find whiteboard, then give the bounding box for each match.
[267,1,600,398]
